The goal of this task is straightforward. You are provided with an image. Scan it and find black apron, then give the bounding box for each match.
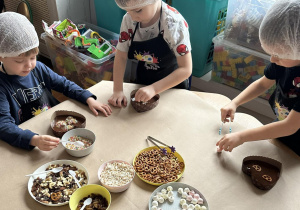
[127,11,188,89]
[270,84,300,155]
[2,64,59,124]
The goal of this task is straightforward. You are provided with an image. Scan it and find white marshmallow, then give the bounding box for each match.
[158,197,164,203]
[168,196,174,202]
[167,186,173,191]
[152,201,158,206]
[194,204,201,210]
[153,195,158,201]
[182,192,188,198]
[161,188,167,194]
[182,203,188,209]
[151,206,157,210]
[191,198,198,205]
[180,199,186,205]
[178,187,184,194]
[184,188,190,193]
[188,204,195,209]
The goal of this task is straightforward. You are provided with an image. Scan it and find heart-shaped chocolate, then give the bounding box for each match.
[242,156,282,190]
[130,89,160,113]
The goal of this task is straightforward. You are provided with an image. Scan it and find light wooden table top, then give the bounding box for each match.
[1,81,299,210]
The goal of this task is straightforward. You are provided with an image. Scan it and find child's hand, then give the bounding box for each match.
[134,86,156,102]
[220,101,237,122]
[108,91,127,108]
[30,135,60,151]
[87,97,112,117]
[216,133,244,152]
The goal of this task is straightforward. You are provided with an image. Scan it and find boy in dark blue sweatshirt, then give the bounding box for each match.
[0,12,112,151]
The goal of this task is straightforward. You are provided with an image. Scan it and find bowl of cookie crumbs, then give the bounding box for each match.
[98,160,135,193]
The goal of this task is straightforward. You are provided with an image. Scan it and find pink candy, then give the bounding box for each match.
[194,193,200,200]
[186,195,193,202]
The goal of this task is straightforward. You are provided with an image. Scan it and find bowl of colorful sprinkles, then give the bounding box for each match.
[98,160,135,193]
[69,184,111,210]
[51,110,86,137]
[61,128,95,157]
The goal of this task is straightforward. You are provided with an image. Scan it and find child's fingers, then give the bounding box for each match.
[123,97,128,107]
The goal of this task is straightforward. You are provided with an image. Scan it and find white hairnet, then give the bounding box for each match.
[115,0,159,10]
[0,12,39,58]
[259,0,300,60]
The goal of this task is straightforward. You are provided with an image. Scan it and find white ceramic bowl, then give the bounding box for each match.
[28,159,89,206]
[98,160,135,193]
[61,128,96,157]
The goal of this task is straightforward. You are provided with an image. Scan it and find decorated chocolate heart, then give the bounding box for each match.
[242,156,282,190]
[130,89,160,113]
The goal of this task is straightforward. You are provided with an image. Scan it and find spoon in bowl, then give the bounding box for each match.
[69,170,81,188]
[60,140,84,147]
[25,166,63,177]
[80,197,92,210]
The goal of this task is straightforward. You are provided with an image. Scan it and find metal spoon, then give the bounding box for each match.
[25,166,63,177]
[69,170,81,188]
[80,197,92,210]
[60,140,84,147]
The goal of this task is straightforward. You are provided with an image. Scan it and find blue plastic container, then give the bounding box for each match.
[172,0,228,77]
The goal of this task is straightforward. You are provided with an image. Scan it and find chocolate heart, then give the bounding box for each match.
[242,156,282,190]
[130,89,160,113]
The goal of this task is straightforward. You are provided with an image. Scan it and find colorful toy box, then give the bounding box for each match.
[223,0,277,53]
[211,33,275,100]
[41,22,119,89]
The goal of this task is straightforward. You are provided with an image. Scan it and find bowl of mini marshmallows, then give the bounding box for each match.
[98,160,135,193]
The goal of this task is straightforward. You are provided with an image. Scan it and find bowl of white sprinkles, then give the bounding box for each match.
[98,160,135,193]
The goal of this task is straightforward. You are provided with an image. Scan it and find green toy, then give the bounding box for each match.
[74,36,99,51]
[87,41,112,59]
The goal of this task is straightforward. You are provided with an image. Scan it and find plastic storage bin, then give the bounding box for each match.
[41,22,119,89]
[172,0,228,77]
[211,33,275,100]
[223,0,277,53]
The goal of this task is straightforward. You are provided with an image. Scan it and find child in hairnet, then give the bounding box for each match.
[217,0,300,156]
[108,0,192,107]
[0,12,112,151]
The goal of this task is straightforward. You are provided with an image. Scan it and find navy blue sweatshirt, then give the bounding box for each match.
[0,61,94,150]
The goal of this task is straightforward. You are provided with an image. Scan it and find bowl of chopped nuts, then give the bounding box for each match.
[61,128,96,157]
[130,89,160,113]
[69,184,111,210]
[98,160,135,193]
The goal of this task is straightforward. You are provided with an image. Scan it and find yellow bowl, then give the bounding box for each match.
[69,184,111,210]
[133,146,185,186]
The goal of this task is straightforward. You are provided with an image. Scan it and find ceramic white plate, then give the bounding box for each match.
[148,182,209,210]
[27,159,89,206]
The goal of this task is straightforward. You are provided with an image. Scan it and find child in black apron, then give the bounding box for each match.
[109,0,192,107]
[216,0,300,156]
[0,12,112,151]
